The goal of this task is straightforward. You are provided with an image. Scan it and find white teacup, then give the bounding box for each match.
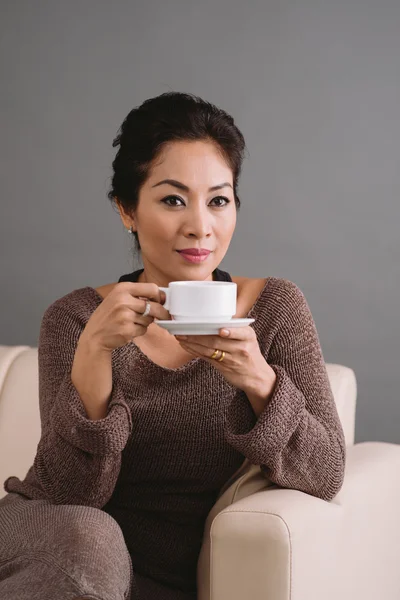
[158,281,237,322]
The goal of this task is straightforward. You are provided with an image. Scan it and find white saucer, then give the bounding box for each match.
[155,318,255,335]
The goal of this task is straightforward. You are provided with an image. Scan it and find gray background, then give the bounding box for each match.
[1,0,399,444]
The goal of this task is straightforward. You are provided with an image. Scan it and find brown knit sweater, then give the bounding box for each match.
[4,271,345,593]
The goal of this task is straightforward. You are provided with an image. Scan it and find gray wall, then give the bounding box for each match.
[1,0,399,444]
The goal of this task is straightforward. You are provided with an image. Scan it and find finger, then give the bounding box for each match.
[133,312,154,327]
[178,343,198,356]
[218,326,254,340]
[116,281,165,302]
[175,334,235,350]
[114,283,169,320]
[180,341,229,362]
[130,295,170,321]
[130,323,147,340]
[178,339,231,356]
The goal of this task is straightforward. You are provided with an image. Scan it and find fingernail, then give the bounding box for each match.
[176,335,187,340]
[221,329,230,336]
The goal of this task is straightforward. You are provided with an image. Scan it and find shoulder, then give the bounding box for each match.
[41,286,102,330]
[242,276,312,333]
[37,287,102,360]
[235,275,307,307]
[264,277,308,305]
[262,276,311,315]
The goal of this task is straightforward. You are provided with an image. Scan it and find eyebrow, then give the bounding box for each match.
[151,179,233,192]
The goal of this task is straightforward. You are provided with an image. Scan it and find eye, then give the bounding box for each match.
[210,196,230,207]
[161,195,185,207]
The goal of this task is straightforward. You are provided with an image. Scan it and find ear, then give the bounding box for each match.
[128,217,137,233]
[115,197,137,232]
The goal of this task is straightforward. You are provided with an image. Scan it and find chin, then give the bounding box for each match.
[170,260,216,279]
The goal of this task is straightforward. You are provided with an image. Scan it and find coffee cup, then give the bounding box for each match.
[158,281,237,322]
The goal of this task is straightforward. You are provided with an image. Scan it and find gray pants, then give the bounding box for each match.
[0,493,197,600]
[0,492,133,600]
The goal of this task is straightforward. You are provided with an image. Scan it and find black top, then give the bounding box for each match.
[118,267,232,283]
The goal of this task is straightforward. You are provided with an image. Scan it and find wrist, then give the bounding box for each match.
[244,366,277,417]
[72,334,113,421]
[77,332,111,359]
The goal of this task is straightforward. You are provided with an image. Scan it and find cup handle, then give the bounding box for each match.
[158,287,170,311]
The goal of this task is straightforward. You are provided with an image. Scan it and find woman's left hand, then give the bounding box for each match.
[175,326,276,399]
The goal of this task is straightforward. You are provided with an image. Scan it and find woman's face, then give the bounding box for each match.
[119,140,237,284]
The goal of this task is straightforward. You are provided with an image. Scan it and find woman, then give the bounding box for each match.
[0,92,346,600]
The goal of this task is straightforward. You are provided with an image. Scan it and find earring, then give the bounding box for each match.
[127,226,134,234]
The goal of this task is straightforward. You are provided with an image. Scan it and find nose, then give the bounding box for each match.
[182,204,212,240]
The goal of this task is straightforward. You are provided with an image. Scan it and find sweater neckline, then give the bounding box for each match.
[84,272,272,374]
[117,267,232,284]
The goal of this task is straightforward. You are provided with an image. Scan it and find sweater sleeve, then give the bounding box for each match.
[224,280,346,502]
[5,299,132,508]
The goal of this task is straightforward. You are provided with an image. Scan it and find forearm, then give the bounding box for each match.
[224,279,346,501]
[227,364,346,500]
[32,431,122,506]
[243,365,277,418]
[71,335,113,420]
[18,303,133,506]
[33,359,132,505]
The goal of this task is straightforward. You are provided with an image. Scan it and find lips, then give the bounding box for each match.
[177,249,211,256]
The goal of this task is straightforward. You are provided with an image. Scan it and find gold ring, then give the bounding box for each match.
[210,349,225,362]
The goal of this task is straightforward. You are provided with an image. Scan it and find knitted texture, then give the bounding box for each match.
[2,272,345,596]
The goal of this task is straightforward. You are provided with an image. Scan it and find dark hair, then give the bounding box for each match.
[107,92,247,255]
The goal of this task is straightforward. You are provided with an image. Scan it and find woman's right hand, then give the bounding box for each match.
[80,282,170,353]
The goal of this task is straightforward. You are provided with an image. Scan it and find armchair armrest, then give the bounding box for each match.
[198,442,400,600]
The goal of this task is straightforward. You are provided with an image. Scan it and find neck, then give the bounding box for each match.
[137,268,217,285]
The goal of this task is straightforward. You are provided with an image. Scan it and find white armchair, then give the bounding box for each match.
[1,345,399,600]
